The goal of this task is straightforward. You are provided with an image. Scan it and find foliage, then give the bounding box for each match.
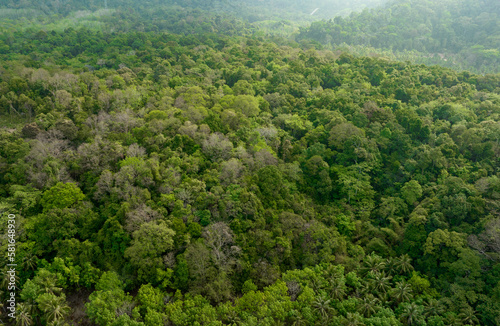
[298,0,500,73]
[0,2,499,325]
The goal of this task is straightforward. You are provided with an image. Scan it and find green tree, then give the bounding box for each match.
[136,284,164,316]
[357,294,379,317]
[40,182,85,211]
[368,271,392,297]
[395,254,414,275]
[16,303,33,326]
[391,281,413,305]
[401,180,423,205]
[36,293,71,324]
[85,272,134,326]
[124,221,175,282]
[400,302,424,326]
[313,294,334,324]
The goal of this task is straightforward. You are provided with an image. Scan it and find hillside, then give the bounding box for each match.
[0,0,387,21]
[1,0,500,325]
[0,22,499,325]
[297,0,500,73]
[3,0,499,74]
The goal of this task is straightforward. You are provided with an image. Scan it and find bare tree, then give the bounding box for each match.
[97,91,112,112]
[202,222,240,271]
[287,281,301,301]
[126,143,146,158]
[49,72,78,95]
[178,121,198,139]
[253,149,278,170]
[111,109,137,133]
[94,170,113,201]
[468,218,500,261]
[77,138,125,173]
[54,90,72,108]
[202,133,233,162]
[124,204,161,233]
[30,68,50,89]
[25,130,72,188]
[85,111,111,137]
[219,158,244,186]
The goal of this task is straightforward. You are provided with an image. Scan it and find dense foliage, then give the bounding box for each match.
[3,0,498,73]
[0,1,500,326]
[0,0,387,21]
[298,0,500,73]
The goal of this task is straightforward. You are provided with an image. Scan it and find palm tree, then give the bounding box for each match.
[329,277,346,300]
[400,302,423,326]
[224,309,241,326]
[395,254,414,274]
[47,320,70,326]
[35,270,62,296]
[357,294,379,317]
[310,277,327,293]
[37,294,70,324]
[459,306,479,325]
[423,299,444,318]
[291,314,307,326]
[354,281,369,298]
[385,257,398,275]
[443,313,462,326]
[343,312,363,326]
[362,254,386,275]
[16,303,33,326]
[22,253,38,271]
[369,271,392,296]
[391,281,413,304]
[313,294,333,324]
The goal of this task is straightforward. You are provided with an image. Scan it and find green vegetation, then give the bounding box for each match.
[3,0,498,73]
[1,0,387,22]
[0,1,499,325]
[298,0,500,73]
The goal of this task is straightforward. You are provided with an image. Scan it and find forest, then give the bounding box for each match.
[2,0,498,74]
[0,0,387,22]
[0,0,499,326]
[298,0,500,74]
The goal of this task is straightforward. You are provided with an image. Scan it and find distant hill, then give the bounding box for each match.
[2,0,498,73]
[297,0,500,73]
[0,0,387,21]
[169,0,388,22]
